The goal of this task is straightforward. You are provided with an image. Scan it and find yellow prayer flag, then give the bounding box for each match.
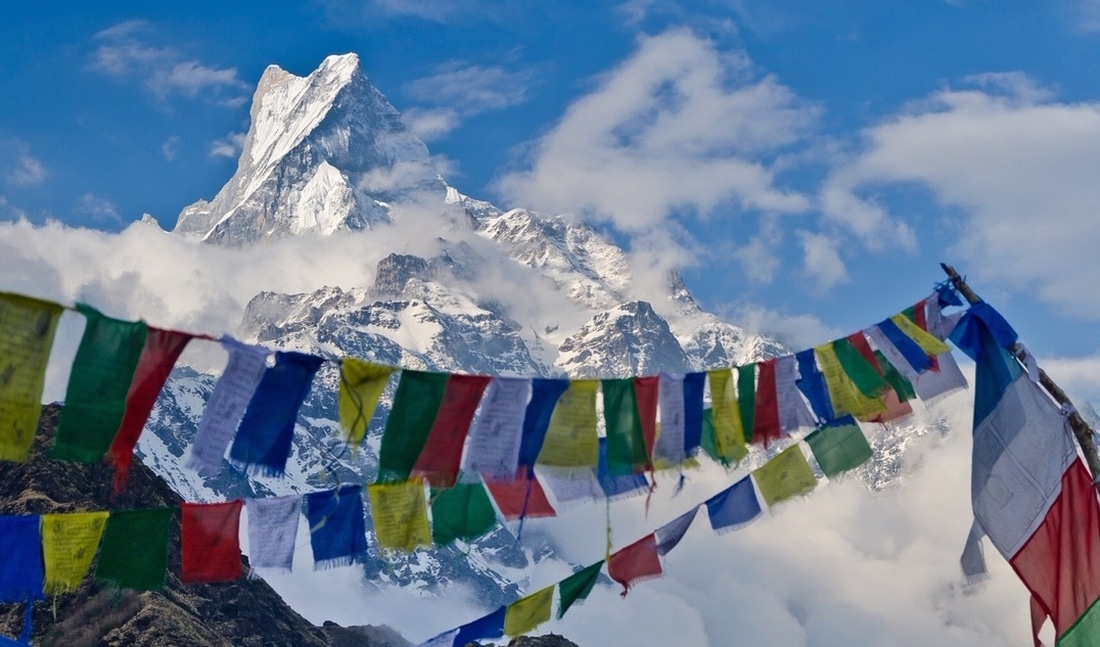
[505,584,555,637]
[339,358,395,451]
[538,379,599,467]
[752,444,817,508]
[367,479,432,553]
[707,369,747,462]
[41,510,109,594]
[889,313,951,356]
[0,293,63,462]
[814,344,887,419]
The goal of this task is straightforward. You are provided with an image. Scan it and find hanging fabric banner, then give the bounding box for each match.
[890,312,951,357]
[517,378,569,475]
[0,293,62,462]
[655,506,698,555]
[876,318,934,375]
[52,304,147,462]
[453,606,506,647]
[415,629,458,647]
[737,364,756,444]
[634,376,660,463]
[602,378,649,475]
[181,500,243,584]
[832,338,889,397]
[914,351,969,403]
[776,355,817,435]
[653,373,686,467]
[306,484,369,567]
[927,290,963,341]
[504,585,554,637]
[377,370,449,483]
[683,372,706,456]
[596,437,649,500]
[540,468,603,508]
[41,511,109,595]
[95,507,173,591]
[865,351,914,424]
[752,359,781,447]
[367,479,431,554]
[699,408,719,462]
[463,377,530,479]
[229,351,324,476]
[484,476,556,521]
[795,349,834,424]
[752,445,817,508]
[803,416,873,477]
[338,358,395,452]
[539,379,599,467]
[707,369,747,462]
[0,515,43,603]
[608,534,663,596]
[413,374,492,487]
[430,482,497,546]
[187,336,270,477]
[705,475,761,533]
[108,327,193,492]
[245,495,301,572]
[815,343,887,419]
[558,560,604,619]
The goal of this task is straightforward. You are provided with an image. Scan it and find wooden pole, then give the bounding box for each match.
[941,263,1100,494]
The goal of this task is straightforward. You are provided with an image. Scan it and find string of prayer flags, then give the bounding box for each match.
[108,327,194,492]
[41,511,108,595]
[413,374,491,487]
[187,337,270,477]
[245,495,301,572]
[652,373,686,466]
[814,342,887,419]
[557,560,603,619]
[368,479,433,553]
[181,500,243,584]
[430,482,497,546]
[795,349,834,424]
[338,358,395,452]
[95,507,173,591]
[705,476,761,533]
[517,378,569,474]
[504,585,554,637]
[776,355,817,435]
[752,359,781,447]
[737,364,756,443]
[484,474,556,521]
[596,437,649,500]
[453,606,506,647]
[0,293,62,462]
[462,377,530,479]
[752,445,817,508]
[682,372,706,456]
[0,516,43,603]
[52,304,147,462]
[803,416,873,478]
[378,370,449,482]
[707,369,748,462]
[601,378,648,475]
[538,379,599,468]
[306,484,369,567]
[608,534,662,596]
[655,507,698,555]
[634,375,660,463]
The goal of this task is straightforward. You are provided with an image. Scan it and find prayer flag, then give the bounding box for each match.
[504,585,554,636]
[707,369,747,462]
[875,318,934,375]
[832,338,889,397]
[415,629,458,647]
[876,350,915,402]
[53,304,147,462]
[815,343,887,419]
[430,482,497,545]
[655,507,698,555]
[187,337,269,477]
[776,355,816,435]
[453,606,505,647]
[540,468,603,508]
[634,376,660,461]
[914,351,969,403]
[338,358,394,451]
[608,534,662,596]
[804,416,873,478]
[0,293,62,462]
[181,500,243,584]
[484,475,556,521]
[305,485,368,568]
[0,516,43,603]
[539,379,599,467]
[927,290,963,341]
[462,377,530,479]
[245,495,301,572]
[752,359,781,447]
[653,373,686,466]
[413,374,491,487]
[705,476,761,533]
[890,312,951,357]
[601,378,648,474]
[108,327,193,492]
[41,511,108,595]
[378,370,449,482]
[95,508,173,591]
[596,436,648,500]
[795,349,834,424]
[699,408,719,462]
[737,364,756,443]
[752,445,817,508]
[517,378,569,474]
[367,479,431,553]
[683,372,706,455]
[558,560,603,619]
[229,351,323,476]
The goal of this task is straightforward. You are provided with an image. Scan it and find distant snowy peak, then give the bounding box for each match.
[174,53,446,245]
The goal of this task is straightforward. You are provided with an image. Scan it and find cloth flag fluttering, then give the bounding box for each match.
[803,416,874,478]
[652,373,686,466]
[752,444,817,508]
[602,378,649,475]
[368,479,432,553]
[0,515,44,603]
[305,485,369,568]
[430,482,497,546]
[95,507,173,591]
[41,511,108,595]
[557,560,603,619]
[452,606,506,647]
[378,370,449,482]
[539,379,599,467]
[181,500,243,584]
[608,533,662,596]
[484,475,556,521]
[655,506,699,555]
[338,358,394,452]
[0,293,62,462]
[705,475,761,533]
[245,495,301,572]
[504,585,554,637]
[412,374,491,487]
[462,377,530,479]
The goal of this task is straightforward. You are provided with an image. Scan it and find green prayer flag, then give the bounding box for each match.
[832,338,889,398]
[557,560,604,619]
[752,444,817,508]
[53,304,147,462]
[700,408,720,463]
[0,293,62,462]
[95,508,173,591]
[737,364,756,444]
[601,378,648,475]
[430,483,497,545]
[804,419,874,478]
[377,370,449,482]
[874,350,915,402]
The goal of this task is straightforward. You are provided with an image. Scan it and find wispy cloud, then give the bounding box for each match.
[1071,0,1100,32]
[208,131,247,159]
[160,136,181,162]
[798,231,849,290]
[403,63,533,140]
[317,0,486,24]
[1,141,48,188]
[77,193,121,224]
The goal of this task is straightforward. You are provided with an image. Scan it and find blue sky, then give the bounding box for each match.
[5,0,1100,398]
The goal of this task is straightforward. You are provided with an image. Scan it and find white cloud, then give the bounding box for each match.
[77,193,121,224]
[798,231,849,289]
[318,0,486,24]
[1,140,48,188]
[1038,354,1100,404]
[208,131,247,159]
[402,63,532,139]
[402,107,460,141]
[160,136,180,162]
[1071,0,1100,32]
[495,29,815,233]
[732,302,844,349]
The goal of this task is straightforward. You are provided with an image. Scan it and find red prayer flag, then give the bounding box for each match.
[181,500,244,584]
[412,374,491,488]
[484,475,556,521]
[846,332,882,374]
[608,533,662,596]
[108,327,193,493]
[751,359,781,447]
[633,376,659,462]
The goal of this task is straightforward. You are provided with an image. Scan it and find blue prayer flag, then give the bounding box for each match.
[705,476,761,533]
[877,318,934,373]
[304,484,368,569]
[596,437,648,499]
[517,378,569,471]
[795,349,834,424]
[453,605,506,646]
[683,372,706,455]
[0,515,43,604]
